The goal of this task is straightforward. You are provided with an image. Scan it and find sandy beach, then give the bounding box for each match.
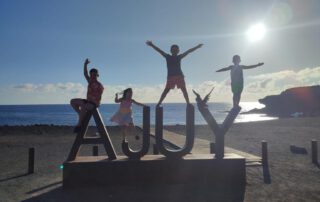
[1,117,320,202]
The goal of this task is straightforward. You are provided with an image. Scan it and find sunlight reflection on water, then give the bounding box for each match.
[236,102,278,123]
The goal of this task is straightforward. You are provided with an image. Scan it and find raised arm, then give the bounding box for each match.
[216,65,232,72]
[146,40,167,57]
[242,62,264,69]
[114,93,122,103]
[180,43,203,58]
[84,58,90,83]
[132,99,146,107]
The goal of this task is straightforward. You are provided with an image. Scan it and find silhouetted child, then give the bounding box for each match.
[111,88,146,141]
[146,41,203,107]
[216,55,264,108]
[70,59,104,133]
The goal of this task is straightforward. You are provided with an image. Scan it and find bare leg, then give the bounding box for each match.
[77,103,95,126]
[180,87,190,104]
[121,126,127,141]
[128,123,134,134]
[70,98,83,114]
[77,108,87,127]
[157,88,170,107]
[70,99,87,127]
[233,93,241,108]
[128,123,139,140]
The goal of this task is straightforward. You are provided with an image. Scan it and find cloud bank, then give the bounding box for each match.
[1,67,319,104]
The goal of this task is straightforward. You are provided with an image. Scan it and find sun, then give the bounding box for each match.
[246,23,266,42]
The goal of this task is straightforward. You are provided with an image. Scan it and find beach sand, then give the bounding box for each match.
[0,117,320,201]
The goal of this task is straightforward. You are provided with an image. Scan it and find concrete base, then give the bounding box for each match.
[63,154,245,190]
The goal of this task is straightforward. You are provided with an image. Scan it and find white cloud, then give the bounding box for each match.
[1,66,319,104]
[13,83,37,92]
[245,66,320,98]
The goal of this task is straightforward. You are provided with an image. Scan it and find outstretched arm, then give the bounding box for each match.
[180,44,203,58]
[146,40,167,57]
[84,58,90,83]
[132,99,146,107]
[242,62,264,69]
[216,66,232,72]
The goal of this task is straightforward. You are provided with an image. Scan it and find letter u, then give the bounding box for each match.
[122,106,150,159]
[155,104,195,158]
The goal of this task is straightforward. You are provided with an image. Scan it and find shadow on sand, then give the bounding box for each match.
[0,173,29,183]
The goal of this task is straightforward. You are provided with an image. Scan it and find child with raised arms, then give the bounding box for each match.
[146,40,203,107]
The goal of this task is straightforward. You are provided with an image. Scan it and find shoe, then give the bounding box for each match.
[135,135,140,140]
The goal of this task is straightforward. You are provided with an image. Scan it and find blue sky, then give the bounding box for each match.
[1,0,320,104]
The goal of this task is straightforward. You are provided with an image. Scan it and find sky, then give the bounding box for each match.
[0,0,320,104]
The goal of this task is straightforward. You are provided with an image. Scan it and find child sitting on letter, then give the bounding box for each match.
[70,59,104,133]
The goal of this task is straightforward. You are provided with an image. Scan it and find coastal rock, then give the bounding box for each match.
[258,85,320,117]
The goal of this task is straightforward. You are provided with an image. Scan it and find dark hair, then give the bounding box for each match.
[90,68,98,74]
[170,44,179,51]
[232,55,240,63]
[122,88,132,99]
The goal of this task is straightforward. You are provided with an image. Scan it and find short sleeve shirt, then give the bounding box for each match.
[87,79,104,106]
[165,54,184,77]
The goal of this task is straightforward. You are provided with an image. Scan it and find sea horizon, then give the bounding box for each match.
[0,102,277,126]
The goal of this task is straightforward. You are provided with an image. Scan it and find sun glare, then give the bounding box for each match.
[246,23,266,42]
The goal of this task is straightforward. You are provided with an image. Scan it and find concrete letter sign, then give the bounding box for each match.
[193,89,241,159]
[155,104,195,159]
[122,106,151,160]
[67,108,117,161]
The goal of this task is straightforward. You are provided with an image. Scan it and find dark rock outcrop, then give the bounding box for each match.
[258,85,320,117]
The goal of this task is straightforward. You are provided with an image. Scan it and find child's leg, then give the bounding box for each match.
[70,98,83,114]
[233,93,241,107]
[128,123,140,140]
[121,125,128,141]
[157,88,170,107]
[176,76,189,104]
[77,103,95,127]
[128,123,134,133]
[70,99,86,127]
[180,87,190,104]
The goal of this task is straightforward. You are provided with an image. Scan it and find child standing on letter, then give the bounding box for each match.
[216,55,264,108]
[111,88,146,141]
[146,41,203,107]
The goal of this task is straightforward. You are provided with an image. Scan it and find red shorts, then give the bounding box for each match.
[165,75,186,89]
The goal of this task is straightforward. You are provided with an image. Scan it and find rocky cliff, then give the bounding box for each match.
[257,85,320,117]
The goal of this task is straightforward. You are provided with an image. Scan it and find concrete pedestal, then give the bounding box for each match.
[63,154,245,190]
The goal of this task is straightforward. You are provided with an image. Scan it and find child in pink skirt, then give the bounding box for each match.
[111,88,146,141]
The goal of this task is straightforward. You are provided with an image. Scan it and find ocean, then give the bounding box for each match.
[0,102,277,126]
